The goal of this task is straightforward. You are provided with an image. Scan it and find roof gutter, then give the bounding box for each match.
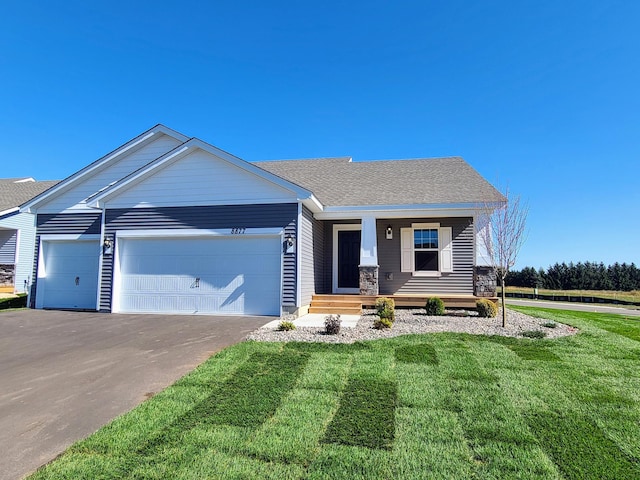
[313,201,505,220]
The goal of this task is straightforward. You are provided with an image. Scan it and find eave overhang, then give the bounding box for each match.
[313,201,505,220]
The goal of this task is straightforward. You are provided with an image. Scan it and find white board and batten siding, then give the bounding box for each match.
[102,149,298,209]
[40,134,183,213]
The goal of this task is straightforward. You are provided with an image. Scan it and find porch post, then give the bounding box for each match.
[359,215,379,295]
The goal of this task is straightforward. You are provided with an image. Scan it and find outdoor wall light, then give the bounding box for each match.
[385,225,393,240]
[103,237,113,255]
[285,235,295,254]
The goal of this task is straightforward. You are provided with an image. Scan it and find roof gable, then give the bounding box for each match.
[22,125,189,213]
[88,138,314,209]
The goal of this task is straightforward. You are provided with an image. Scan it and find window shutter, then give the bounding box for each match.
[400,228,413,272]
[440,227,453,273]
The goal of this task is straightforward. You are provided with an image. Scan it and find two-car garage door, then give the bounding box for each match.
[115,235,281,316]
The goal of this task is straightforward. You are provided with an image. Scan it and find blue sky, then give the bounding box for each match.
[1,1,638,269]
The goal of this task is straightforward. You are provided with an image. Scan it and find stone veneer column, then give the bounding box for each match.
[0,264,15,288]
[474,266,497,297]
[359,265,379,295]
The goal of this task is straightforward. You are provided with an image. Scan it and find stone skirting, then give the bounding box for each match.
[474,266,496,297]
[359,265,379,295]
[0,264,15,288]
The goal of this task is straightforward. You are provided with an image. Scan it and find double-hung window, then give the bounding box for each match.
[400,223,453,276]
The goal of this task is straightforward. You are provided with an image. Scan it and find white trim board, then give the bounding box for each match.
[332,224,361,294]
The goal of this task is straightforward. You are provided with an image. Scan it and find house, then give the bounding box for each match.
[0,178,59,294]
[22,125,504,316]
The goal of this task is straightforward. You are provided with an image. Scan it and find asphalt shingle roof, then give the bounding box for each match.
[0,178,59,213]
[253,156,504,207]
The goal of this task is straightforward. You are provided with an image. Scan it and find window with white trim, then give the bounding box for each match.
[400,223,453,276]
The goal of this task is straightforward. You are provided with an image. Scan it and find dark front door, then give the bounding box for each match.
[337,230,361,289]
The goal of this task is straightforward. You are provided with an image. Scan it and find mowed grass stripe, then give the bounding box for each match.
[526,411,640,479]
[323,378,397,450]
[246,388,341,464]
[192,350,310,428]
[136,349,309,457]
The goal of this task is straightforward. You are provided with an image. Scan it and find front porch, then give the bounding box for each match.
[309,294,496,315]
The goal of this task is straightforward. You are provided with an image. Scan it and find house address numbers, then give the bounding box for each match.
[230,227,246,234]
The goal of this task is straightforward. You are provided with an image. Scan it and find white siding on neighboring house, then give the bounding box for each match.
[103,149,298,209]
[0,212,37,293]
[40,134,182,212]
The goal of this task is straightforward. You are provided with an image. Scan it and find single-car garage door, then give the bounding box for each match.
[116,235,281,315]
[37,240,100,310]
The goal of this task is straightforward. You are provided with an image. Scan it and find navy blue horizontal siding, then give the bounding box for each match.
[100,204,297,312]
[378,217,474,295]
[37,213,102,235]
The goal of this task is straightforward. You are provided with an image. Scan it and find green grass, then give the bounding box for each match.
[503,286,640,304]
[30,308,640,479]
[322,378,396,450]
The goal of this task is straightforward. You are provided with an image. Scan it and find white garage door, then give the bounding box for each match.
[37,240,100,310]
[116,236,281,315]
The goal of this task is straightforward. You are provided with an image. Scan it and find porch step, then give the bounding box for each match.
[309,294,362,315]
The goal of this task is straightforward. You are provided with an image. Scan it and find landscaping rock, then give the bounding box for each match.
[247,308,578,344]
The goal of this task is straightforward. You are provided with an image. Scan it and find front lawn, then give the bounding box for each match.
[31,308,640,479]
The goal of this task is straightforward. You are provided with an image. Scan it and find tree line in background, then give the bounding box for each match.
[505,262,640,292]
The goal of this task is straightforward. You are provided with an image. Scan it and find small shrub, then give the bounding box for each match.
[522,330,546,339]
[278,320,296,331]
[375,297,395,321]
[0,293,28,310]
[325,314,341,335]
[543,321,557,329]
[425,297,445,316]
[373,317,393,329]
[476,298,498,318]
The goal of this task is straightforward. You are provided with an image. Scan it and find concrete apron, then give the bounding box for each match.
[262,314,360,329]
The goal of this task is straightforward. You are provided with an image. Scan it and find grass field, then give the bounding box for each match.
[503,286,640,304]
[30,307,640,479]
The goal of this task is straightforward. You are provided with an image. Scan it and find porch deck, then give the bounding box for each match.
[309,294,497,315]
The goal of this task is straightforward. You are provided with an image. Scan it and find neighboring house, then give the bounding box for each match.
[22,124,504,316]
[0,178,58,294]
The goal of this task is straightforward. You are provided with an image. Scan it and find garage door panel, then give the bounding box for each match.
[38,240,100,310]
[117,236,281,315]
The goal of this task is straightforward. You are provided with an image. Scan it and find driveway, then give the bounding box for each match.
[506,298,640,316]
[0,309,270,480]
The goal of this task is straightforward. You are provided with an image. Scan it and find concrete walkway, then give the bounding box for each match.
[0,309,271,480]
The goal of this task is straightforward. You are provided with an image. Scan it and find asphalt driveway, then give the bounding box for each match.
[0,309,270,480]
